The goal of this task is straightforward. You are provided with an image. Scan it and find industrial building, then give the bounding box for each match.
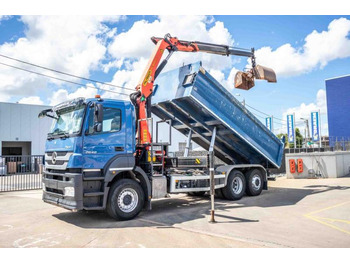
[0,102,52,156]
[325,74,350,146]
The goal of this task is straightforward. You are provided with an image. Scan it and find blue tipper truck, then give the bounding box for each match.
[39,62,283,220]
[39,34,282,220]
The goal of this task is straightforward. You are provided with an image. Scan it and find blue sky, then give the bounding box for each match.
[0,15,349,138]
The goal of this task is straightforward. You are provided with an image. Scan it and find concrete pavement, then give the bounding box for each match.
[1,176,350,248]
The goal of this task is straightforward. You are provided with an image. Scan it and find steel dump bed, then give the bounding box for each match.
[152,62,284,168]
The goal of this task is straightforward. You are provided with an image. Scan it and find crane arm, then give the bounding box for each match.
[151,36,254,57]
[137,34,256,98]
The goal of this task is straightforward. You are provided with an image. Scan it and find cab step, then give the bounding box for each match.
[83,177,104,181]
[83,206,104,210]
[84,192,104,197]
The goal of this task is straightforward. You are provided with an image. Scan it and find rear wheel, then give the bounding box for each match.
[245,169,264,196]
[222,170,246,200]
[107,179,145,220]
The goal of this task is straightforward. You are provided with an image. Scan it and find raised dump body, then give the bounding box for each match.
[152,62,284,168]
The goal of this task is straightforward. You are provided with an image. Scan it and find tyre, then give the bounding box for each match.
[187,191,206,197]
[106,179,145,220]
[245,169,264,196]
[222,170,246,200]
[215,188,225,199]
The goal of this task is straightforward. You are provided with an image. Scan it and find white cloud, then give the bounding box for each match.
[3,15,348,113]
[49,84,100,106]
[0,15,122,101]
[18,96,44,105]
[278,89,328,136]
[99,58,148,101]
[102,58,124,73]
[108,16,235,70]
[209,67,239,90]
[0,16,11,23]
[255,18,350,77]
[107,16,237,92]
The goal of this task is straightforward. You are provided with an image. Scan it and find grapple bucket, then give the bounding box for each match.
[234,71,255,90]
[253,65,277,83]
[235,65,277,90]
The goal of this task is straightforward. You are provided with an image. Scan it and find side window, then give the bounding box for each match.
[87,107,121,134]
[102,107,121,132]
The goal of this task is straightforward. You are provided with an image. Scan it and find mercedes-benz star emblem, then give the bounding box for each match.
[52,151,57,164]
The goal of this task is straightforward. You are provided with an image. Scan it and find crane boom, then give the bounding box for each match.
[151,36,255,57]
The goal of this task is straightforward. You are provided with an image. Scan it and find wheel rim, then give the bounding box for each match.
[117,188,138,213]
[232,177,243,194]
[251,174,261,191]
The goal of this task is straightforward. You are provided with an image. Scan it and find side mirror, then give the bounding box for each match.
[38,110,47,118]
[93,103,103,132]
[94,103,103,123]
[38,109,57,120]
[94,123,102,132]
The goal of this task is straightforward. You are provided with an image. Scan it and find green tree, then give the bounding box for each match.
[277,128,303,148]
[290,128,303,148]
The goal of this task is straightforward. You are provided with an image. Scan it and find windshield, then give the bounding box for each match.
[49,105,85,137]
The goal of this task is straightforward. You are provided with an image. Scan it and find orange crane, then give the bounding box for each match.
[130,33,276,146]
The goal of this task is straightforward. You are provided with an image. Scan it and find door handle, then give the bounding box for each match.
[115,146,124,152]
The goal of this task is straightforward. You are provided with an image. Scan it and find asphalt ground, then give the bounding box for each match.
[0,176,349,248]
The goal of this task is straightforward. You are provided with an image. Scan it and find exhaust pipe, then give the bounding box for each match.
[234,65,277,90]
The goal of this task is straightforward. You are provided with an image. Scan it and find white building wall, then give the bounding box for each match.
[285,151,350,178]
[0,102,52,155]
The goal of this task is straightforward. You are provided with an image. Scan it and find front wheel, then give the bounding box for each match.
[222,170,246,200]
[106,179,145,220]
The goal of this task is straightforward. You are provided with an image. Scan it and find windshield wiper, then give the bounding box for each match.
[47,131,69,140]
[57,131,69,139]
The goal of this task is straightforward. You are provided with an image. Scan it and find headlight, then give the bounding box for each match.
[64,187,75,197]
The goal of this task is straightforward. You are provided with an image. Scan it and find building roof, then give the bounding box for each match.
[0,101,50,107]
[325,74,350,82]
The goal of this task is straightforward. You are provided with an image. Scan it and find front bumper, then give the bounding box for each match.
[42,169,84,210]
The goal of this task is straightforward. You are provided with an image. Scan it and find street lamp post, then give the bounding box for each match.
[300,117,310,148]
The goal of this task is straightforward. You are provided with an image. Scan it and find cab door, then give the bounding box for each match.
[82,102,126,169]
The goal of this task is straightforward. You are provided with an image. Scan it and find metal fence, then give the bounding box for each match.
[286,136,350,154]
[0,155,44,192]
[328,136,350,151]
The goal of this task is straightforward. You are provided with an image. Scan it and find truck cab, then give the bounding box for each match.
[42,97,143,214]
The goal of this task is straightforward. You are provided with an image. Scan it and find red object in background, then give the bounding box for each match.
[297,159,303,173]
[289,159,296,173]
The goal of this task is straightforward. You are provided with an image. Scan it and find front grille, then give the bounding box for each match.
[46,151,68,157]
[46,160,65,165]
[45,151,73,169]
